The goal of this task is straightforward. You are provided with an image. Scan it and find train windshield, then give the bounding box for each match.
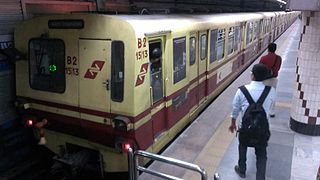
[28,38,65,93]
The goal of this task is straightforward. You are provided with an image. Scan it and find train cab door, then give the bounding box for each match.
[188,33,200,113]
[148,37,167,140]
[78,39,111,139]
[198,31,208,104]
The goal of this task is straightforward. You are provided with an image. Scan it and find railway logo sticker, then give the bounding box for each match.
[135,63,149,86]
[84,60,105,79]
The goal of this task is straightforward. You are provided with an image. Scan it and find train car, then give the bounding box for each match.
[13,11,299,176]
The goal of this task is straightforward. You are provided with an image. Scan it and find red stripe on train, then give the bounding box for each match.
[17,96,150,123]
[28,108,154,150]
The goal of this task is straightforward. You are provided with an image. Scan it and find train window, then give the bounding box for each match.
[227,26,240,55]
[228,27,235,55]
[254,21,260,40]
[234,26,240,52]
[189,37,196,66]
[265,20,268,34]
[111,41,124,102]
[210,29,225,63]
[264,20,267,34]
[209,29,217,63]
[246,22,253,45]
[149,41,163,103]
[200,35,207,60]
[216,29,225,60]
[173,37,186,84]
[29,38,65,93]
[267,19,271,32]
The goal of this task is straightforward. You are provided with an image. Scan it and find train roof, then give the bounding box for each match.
[20,11,293,39]
[107,12,266,36]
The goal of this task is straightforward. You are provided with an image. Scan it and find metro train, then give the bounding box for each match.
[13,11,299,176]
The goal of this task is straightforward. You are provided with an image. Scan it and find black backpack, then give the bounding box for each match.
[238,85,271,147]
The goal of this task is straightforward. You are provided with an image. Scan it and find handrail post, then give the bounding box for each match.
[201,170,207,180]
[127,148,134,180]
[127,148,215,180]
[213,173,220,180]
[134,153,139,180]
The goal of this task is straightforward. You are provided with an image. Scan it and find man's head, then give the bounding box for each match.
[150,48,162,63]
[251,64,269,81]
[268,43,277,53]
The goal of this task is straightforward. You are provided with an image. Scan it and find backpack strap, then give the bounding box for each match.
[239,85,271,105]
[257,86,271,104]
[239,85,255,105]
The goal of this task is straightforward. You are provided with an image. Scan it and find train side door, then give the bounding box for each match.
[148,38,166,139]
[188,33,200,113]
[78,39,111,136]
[198,31,208,104]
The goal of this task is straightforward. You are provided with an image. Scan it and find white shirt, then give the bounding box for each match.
[231,81,276,127]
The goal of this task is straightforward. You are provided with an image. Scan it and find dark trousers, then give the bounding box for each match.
[238,143,267,180]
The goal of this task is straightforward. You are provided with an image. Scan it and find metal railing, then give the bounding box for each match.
[128,148,212,180]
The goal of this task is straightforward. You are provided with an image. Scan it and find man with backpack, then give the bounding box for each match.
[229,64,276,180]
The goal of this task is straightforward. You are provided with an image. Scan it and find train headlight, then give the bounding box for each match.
[112,116,131,131]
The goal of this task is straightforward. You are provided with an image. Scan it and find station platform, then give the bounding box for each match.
[140,19,320,180]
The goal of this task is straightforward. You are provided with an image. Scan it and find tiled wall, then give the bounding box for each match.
[290,11,320,136]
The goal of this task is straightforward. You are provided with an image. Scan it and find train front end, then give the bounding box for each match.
[14,14,138,175]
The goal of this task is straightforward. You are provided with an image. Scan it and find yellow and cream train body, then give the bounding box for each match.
[14,11,299,174]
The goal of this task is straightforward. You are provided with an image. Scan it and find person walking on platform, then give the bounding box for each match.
[229,64,276,180]
[259,43,282,117]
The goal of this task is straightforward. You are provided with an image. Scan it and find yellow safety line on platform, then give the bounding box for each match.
[275,102,292,108]
[182,114,235,180]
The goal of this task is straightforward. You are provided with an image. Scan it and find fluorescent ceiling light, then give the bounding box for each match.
[276,0,287,4]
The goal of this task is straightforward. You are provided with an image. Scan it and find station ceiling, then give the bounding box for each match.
[127,0,288,14]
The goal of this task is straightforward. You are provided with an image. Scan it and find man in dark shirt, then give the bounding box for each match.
[259,43,282,117]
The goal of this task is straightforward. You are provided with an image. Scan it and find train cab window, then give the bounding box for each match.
[189,37,196,66]
[200,35,207,60]
[173,37,186,84]
[149,41,163,103]
[29,38,65,93]
[111,41,124,102]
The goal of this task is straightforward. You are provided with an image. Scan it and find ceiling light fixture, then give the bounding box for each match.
[276,0,287,5]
